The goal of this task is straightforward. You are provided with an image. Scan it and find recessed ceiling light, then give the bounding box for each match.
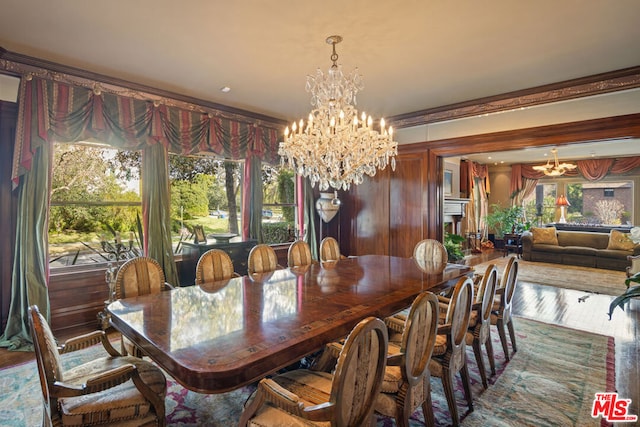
[488,156,492,160]
[220,86,231,93]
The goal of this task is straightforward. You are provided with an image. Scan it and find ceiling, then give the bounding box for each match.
[1,1,639,163]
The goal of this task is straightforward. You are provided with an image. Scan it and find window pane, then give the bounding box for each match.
[262,164,297,244]
[169,154,243,251]
[578,181,633,225]
[49,143,141,268]
[522,183,557,226]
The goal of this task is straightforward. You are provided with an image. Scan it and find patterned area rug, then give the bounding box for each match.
[474,256,628,296]
[0,318,614,426]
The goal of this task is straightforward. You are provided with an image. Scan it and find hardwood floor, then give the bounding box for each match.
[1,250,638,418]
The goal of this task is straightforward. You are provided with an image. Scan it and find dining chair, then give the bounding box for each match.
[491,256,519,361]
[287,240,314,268]
[429,276,474,426]
[376,292,440,427]
[239,316,389,427]
[414,238,448,265]
[319,236,344,262]
[247,244,280,275]
[195,248,239,284]
[114,256,174,356]
[28,305,167,427]
[469,263,499,388]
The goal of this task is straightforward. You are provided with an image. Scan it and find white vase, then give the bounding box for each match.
[316,192,341,223]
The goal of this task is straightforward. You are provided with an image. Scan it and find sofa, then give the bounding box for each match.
[521,227,640,271]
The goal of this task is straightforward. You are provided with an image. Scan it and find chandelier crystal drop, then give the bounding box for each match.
[279,35,398,191]
[532,148,577,177]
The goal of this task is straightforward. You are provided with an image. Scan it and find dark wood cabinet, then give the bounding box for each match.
[180,240,257,285]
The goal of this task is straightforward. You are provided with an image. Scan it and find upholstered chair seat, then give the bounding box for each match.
[57,356,166,426]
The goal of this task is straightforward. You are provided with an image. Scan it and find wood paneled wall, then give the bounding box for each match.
[340,113,640,257]
[0,102,18,331]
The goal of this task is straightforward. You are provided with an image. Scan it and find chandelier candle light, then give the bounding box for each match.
[279,35,398,193]
[532,148,577,177]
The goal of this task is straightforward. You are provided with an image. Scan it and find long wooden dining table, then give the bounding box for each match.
[108,254,472,394]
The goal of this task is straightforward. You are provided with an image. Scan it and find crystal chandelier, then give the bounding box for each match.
[279,35,398,191]
[532,148,577,176]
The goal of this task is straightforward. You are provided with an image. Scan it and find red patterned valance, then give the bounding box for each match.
[12,77,281,187]
[511,156,640,195]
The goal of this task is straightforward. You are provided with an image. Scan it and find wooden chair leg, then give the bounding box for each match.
[395,384,411,427]
[485,335,496,376]
[472,339,488,389]
[507,318,517,354]
[460,362,474,413]
[422,376,435,427]
[496,318,510,361]
[441,367,460,426]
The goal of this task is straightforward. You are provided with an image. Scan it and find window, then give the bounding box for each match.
[49,143,141,268]
[168,154,243,251]
[261,164,298,244]
[604,188,614,197]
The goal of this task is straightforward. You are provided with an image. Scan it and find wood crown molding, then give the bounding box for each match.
[389,66,640,129]
[398,113,640,158]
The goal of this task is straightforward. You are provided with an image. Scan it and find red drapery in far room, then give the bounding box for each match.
[511,156,640,196]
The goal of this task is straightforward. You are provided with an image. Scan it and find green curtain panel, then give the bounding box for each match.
[242,155,263,242]
[0,144,50,351]
[142,144,180,287]
[304,178,319,260]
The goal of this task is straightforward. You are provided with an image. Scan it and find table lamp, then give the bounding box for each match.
[556,194,570,223]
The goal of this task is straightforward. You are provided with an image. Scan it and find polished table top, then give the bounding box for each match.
[108,254,472,394]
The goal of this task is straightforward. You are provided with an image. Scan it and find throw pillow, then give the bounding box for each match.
[607,229,635,251]
[531,227,558,245]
